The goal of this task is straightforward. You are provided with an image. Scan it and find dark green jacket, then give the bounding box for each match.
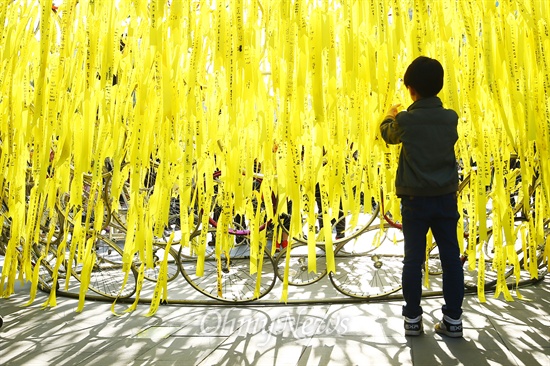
[380,96,459,196]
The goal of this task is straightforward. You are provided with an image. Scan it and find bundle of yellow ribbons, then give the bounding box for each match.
[0,0,548,313]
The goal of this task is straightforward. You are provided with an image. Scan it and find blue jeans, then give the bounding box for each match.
[400,193,464,320]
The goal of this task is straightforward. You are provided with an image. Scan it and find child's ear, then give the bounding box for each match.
[408,86,419,102]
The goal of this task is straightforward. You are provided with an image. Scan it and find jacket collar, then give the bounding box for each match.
[407,96,442,111]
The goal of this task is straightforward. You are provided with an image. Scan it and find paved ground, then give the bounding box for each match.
[1,261,549,366]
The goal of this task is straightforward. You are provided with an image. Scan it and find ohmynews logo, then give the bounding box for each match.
[200,308,350,346]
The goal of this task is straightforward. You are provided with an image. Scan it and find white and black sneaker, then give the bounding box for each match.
[404,315,423,336]
[435,315,463,338]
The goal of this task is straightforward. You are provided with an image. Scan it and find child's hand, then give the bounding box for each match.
[386,104,402,118]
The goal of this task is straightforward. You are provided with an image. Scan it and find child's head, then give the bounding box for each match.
[403,56,444,98]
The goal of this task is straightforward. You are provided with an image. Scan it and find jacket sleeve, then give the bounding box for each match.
[380,115,403,144]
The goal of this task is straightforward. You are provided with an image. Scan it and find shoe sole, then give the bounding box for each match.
[435,330,463,338]
[405,330,423,336]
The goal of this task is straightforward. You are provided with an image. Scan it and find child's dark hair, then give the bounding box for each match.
[403,56,444,98]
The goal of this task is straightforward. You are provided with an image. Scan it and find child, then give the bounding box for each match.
[380,56,464,338]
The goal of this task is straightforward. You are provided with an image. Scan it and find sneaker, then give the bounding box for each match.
[435,315,463,338]
[404,315,423,336]
[275,240,288,251]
